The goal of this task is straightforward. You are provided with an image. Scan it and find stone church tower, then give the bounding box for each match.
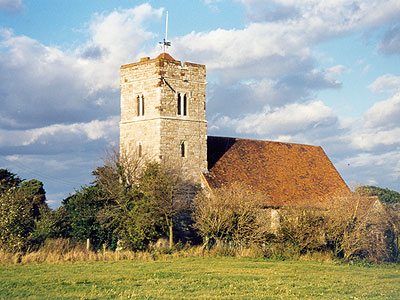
[119,53,208,184]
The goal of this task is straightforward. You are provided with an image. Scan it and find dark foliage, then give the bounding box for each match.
[62,185,116,250]
[0,169,22,194]
[20,179,48,219]
[0,189,35,252]
[355,185,400,204]
[0,169,49,252]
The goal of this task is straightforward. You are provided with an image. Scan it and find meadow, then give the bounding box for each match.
[1,257,400,299]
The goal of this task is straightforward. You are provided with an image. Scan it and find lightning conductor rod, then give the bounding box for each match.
[165,11,168,43]
[159,10,171,52]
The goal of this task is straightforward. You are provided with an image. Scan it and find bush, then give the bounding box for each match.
[278,208,326,255]
[192,183,266,247]
[324,195,396,262]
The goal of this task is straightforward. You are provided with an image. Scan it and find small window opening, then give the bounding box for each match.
[137,96,140,116]
[141,96,144,116]
[177,93,188,116]
[177,93,182,115]
[181,142,185,157]
[183,94,187,116]
[137,95,144,116]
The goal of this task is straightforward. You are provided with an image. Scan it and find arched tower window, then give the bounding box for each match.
[183,94,187,116]
[177,93,187,116]
[177,93,181,115]
[137,95,144,116]
[137,96,140,116]
[181,141,186,157]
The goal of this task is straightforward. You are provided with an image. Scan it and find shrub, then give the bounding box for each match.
[192,182,266,247]
[324,195,396,262]
[278,208,326,255]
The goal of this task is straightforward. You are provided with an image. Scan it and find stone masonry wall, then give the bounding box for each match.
[120,54,207,184]
[160,118,207,184]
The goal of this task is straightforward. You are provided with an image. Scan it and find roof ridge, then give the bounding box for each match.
[207,135,321,148]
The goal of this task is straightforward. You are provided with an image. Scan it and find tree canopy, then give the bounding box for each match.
[0,169,22,194]
[0,169,48,252]
[355,185,400,204]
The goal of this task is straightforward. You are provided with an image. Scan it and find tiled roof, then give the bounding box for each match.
[156,52,176,61]
[204,136,351,208]
[121,53,178,69]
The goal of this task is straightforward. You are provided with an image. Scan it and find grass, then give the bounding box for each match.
[1,257,400,299]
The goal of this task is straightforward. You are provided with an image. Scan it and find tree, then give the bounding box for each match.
[0,169,22,195]
[0,170,47,220]
[20,179,48,219]
[355,185,400,204]
[28,206,71,249]
[138,163,188,249]
[0,171,50,252]
[91,148,161,250]
[91,147,192,250]
[62,185,114,250]
[0,189,34,252]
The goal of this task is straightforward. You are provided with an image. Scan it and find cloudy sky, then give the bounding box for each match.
[1,0,400,207]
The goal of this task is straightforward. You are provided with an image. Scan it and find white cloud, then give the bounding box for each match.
[0,29,109,129]
[0,4,163,130]
[239,0,400,27]
[325,65,346,77]
[172,0,400,77]
[363,93,400,130]
[369,74,400,93]
[337,151,400,189]
[206,67,342,123]
[78,4,163,91]
[351,127,400,151]
[211,100,337,137]
[0,4,166,206]
[0,0,24,13]
[0,116,119,148]
[379,24,400,55]
[326,90,400,190]
[173,23,311,74]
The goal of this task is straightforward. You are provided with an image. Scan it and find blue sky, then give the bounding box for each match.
[1,0,400,207]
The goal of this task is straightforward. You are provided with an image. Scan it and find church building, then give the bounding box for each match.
[120,53,351,207]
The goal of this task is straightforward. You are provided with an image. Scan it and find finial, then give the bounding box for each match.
[159,11,171,52]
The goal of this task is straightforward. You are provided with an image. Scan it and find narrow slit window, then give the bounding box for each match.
[137,96,141,116]
[177,93,181,115]
[183,94,187,116]
[140,96,144,116]
[137,95,144,116]
[181,142,185,157]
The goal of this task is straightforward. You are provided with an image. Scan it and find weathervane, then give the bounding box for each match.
[159,11,171,52]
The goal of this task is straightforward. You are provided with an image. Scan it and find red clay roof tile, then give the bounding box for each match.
[206,136,351,208]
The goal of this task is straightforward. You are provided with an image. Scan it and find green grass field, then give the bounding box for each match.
[1,257,400,299]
